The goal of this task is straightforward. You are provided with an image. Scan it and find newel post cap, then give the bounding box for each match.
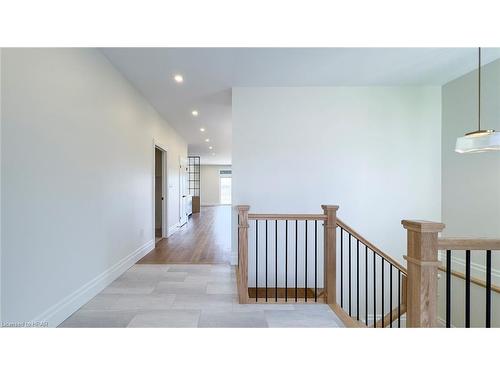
[235,205,250,211]
[401,220,445,233]
[321,205,339,211]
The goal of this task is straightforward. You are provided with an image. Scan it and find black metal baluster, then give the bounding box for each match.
[446,250,451,328]
[255,220,258,302]
[365,245,368,326]
[349,233,352,316]
[265,220,268,302]
[356,239,360,321]
[314,220,318,302]
[275,220,278,302]
[305,220,308,302]
[295,220,298,302]
[381,258,385,328]
[285,220,288,302]
[340,228,343,308]
[398,270,401,328]
[465,250,471,328]
[373,252,376,327]
[390,264,393,328]
[486,250,492,328]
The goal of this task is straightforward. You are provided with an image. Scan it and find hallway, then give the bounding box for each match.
[59,205,343,327]
[139,205,232,264]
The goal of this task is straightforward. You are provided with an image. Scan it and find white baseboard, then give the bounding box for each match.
[437,317,454,328]
[438,251,499,285]
[32,239,155,327]
[167,223,180,237]
[230,251,238,266]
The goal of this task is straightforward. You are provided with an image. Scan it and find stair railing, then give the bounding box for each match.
[236,205,338,304]
[237,207,498,327]
[335,218,408,328]
[401,220,499,328]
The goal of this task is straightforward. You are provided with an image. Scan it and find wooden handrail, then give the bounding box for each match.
[337,218,407,275]
[438,266,500,294]
[438,237,500,250]
[247,213,327,221]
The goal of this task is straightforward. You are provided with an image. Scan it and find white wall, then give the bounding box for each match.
[1,48,187,326]
[441,59,500,327]
[232,87,442,281]
[200,164,231,205]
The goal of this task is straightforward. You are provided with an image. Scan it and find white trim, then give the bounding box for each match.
[32,239,155,327]
[167,223,180,237]
[179,156,188,226]
[161,148,167,237]
[219,173,232,205]
[153,140,168,241]
[437,316,454,328]
[230,252,238,266]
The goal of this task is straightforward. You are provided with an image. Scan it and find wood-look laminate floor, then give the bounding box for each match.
[138,205,232,264]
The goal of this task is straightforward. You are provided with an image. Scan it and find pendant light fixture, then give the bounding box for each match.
[455,47,500,153]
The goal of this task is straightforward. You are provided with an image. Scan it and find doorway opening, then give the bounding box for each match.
[219,177,232,205]
[154,146,166,243]
[219,168,232,205]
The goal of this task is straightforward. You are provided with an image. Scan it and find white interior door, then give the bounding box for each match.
[179,156,188,226]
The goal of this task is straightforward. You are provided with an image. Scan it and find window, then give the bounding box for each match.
[219,169,232,204]
[187,156,200,197]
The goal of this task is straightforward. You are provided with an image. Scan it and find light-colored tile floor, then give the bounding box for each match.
[59,264,344,328]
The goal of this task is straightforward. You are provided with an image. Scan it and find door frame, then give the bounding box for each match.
[178,156,188,226]
[153,140,168,240]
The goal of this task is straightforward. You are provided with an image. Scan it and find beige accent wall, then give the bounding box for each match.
[200,164,231,206]
[441,58,500,327]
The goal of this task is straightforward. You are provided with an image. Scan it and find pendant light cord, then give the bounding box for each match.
[478,47,481,132]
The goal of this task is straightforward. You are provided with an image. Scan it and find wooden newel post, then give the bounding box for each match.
[236,205,250,303]
[401,220,445,327]
[322,205,339,304]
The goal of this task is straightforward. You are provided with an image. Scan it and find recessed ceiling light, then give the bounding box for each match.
[205,138,210,142]
[173,74,183,83]
[192,110,199,117]
[209,146,213,150]
[200,127,205,132]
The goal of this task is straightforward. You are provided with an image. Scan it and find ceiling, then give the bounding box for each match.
[101,48,500,165]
